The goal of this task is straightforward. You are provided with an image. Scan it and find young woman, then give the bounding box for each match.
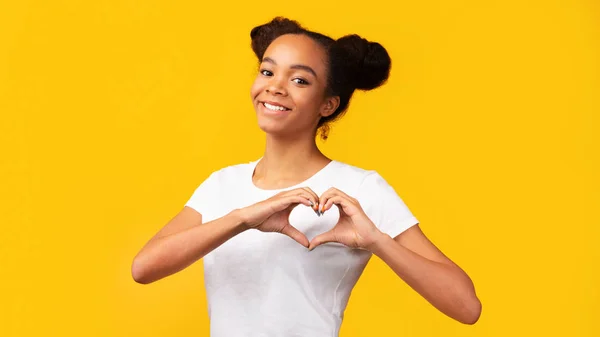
[132,17,482,336]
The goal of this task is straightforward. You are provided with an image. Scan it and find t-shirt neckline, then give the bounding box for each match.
[248,157,337,193]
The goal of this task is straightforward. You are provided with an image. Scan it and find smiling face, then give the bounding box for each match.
[250,34,339,138]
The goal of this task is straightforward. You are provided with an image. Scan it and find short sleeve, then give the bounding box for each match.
[184,171,220,217]
[356,171,419,239]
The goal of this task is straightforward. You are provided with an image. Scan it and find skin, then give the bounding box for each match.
[131,33,482,326]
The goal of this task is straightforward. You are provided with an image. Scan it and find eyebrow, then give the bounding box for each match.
[262,57,318,78]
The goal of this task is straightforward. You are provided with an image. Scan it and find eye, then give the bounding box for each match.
[260,69,273,76]
[293,78,309,85]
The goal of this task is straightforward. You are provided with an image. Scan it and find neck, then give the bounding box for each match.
[253,132,330,188]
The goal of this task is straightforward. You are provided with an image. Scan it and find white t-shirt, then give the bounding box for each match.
[185,158,419,337]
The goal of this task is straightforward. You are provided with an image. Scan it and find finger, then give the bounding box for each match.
[321,195,356,215]
[287,187,319,211]
[272,195,312,213]
[319,188,354,210]
[281,224,310,248]
[320,187,356,203]
[286,195,313,208]
[282,188,320,215]
[300,188,321,216]
[300,187,320,211]
[318,188,345,214]
[308,230,336,251]
[282,188,319,208]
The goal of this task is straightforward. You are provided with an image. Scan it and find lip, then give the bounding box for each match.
[260,100,292,111]
[258,102,291,116]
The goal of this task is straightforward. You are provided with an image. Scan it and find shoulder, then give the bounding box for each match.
[329,160,386,189]
[211,160,254,178]
[332,162,418,236]
[328,160,371,179]
[191,159,256,187]
[329,161,406,207]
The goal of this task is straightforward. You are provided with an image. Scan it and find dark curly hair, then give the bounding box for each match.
[250,17,391,140]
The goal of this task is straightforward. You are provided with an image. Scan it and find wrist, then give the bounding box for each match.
[365,231,393,254]
[228,208,250,232]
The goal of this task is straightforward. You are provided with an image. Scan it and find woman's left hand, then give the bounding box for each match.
[308,187,385,251]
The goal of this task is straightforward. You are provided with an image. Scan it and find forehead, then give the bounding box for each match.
[263,34,328,74]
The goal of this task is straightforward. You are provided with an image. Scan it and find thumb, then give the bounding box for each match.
[280,223,309,248]
[308,230,337,251]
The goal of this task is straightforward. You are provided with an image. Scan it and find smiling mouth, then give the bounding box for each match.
[262,102,291,112]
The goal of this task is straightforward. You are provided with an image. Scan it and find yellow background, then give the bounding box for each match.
[1,1,598,336]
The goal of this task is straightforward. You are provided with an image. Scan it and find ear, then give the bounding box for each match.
[320,96,340,118]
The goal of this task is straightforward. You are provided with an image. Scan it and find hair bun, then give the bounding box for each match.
[250,17,303,59]
[333,34,391,90]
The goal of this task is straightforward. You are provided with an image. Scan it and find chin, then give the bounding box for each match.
[255,107,288,134]
[256,120,289,136]
[254,105,305,137]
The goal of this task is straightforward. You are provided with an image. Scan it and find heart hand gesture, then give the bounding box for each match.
[237,187,320,248]
[308,188,384,251]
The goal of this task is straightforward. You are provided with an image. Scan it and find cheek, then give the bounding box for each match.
[249,78,263,100]
[294,88,324,111]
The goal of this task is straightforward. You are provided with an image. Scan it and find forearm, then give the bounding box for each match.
[132,210,246,284]
[369,234,481,324]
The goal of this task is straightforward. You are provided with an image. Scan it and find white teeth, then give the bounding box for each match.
[263,102,287,111]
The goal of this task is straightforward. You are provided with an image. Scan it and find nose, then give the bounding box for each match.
[265,76,287,96]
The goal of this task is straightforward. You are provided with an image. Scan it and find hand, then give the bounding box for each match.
[237,187,320,248]
[308,187,385,251]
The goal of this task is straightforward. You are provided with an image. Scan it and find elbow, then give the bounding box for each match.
[459,296,482,325]
[131,256,153,284]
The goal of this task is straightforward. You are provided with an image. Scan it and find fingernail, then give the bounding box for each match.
[309,200,314,206]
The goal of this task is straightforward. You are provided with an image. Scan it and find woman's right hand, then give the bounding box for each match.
[236,188,320,248]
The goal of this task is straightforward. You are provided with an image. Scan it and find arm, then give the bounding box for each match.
[131,206,246,284]
[309,187,481,325]
[131,187,318,284]
[367,225,482,325]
